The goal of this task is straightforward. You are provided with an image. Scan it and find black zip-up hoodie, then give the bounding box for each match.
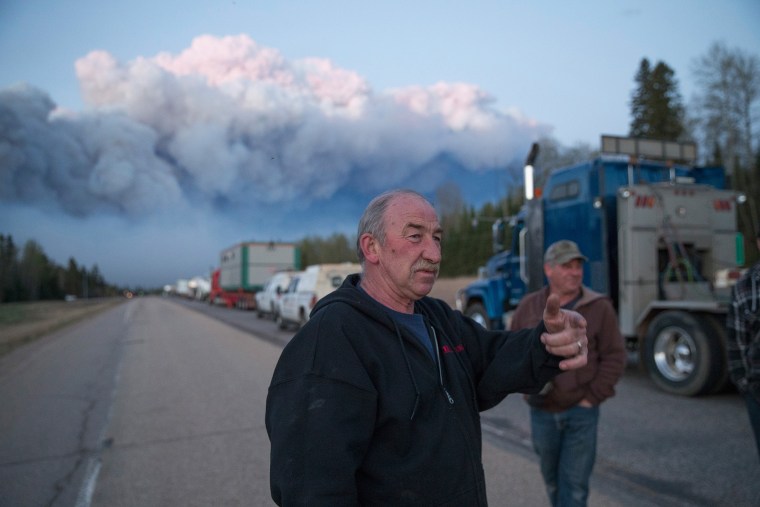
[266,274,563,506]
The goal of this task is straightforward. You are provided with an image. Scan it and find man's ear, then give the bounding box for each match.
[359,233,380,264]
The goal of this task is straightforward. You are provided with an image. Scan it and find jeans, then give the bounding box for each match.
[744,391,760,462]
[530,405,599,507]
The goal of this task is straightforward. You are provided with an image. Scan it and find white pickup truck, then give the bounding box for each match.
[255,271,296,320]
[277,263,361,330]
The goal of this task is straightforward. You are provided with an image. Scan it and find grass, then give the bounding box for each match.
[0,303,28,325]
[0,298,125,357]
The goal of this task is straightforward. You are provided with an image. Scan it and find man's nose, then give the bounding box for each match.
[423,236,442,263]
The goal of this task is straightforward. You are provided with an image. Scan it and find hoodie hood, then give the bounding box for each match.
[312,273,372,314]
[312,272,432,329]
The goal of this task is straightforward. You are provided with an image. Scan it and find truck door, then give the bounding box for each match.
[541,163,608,295]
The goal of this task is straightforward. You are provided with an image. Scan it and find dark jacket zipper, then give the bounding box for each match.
[431,326,455,405]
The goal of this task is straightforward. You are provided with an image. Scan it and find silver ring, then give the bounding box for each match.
[577,340,583,353]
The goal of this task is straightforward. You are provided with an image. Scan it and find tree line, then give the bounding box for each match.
[0,234,120,303]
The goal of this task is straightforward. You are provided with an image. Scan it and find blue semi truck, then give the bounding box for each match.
[456,136,747,396]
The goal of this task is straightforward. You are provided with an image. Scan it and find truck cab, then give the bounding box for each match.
[456,221,525,330]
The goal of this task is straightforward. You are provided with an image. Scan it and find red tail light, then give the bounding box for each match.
[727,269,742,280]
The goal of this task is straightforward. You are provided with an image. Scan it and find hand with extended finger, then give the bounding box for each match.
[541,293,588,371]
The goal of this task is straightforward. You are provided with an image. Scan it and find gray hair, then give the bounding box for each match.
[356,189,430,266]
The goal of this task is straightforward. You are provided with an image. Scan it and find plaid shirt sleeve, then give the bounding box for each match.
[727,265,760,391]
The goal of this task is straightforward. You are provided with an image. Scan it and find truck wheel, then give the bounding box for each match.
[465,303,490,330]
[699,315,730,393]
[641,311,724,396]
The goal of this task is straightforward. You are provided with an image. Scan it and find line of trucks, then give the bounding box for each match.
[208,242,302,310]
[457,135,748,397]
[173,241,360,331]
[169,242,301,306]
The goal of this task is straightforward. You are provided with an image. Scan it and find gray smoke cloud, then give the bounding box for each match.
[1,34,548,220]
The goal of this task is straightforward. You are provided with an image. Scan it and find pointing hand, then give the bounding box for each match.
[542,294,588,370]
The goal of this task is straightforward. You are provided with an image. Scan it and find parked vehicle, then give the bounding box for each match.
[275,273,302,329]
[277,263,361,330]
[256,271,296,320]
[209,241,301,310]
[175,279,191,298]
[457,136,747,396]
[188,275,211,301]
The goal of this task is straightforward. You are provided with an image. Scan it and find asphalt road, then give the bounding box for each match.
[1,296,758,506]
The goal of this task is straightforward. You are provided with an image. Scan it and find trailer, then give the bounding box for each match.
[457,136,747,396]
[209,241,301,310]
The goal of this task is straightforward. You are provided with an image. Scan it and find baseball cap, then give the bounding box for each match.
[544,240,588,265]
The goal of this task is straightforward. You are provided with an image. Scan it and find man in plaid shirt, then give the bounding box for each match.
[727,224,760,462]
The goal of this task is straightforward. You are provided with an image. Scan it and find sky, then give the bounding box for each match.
[1,0,759,288]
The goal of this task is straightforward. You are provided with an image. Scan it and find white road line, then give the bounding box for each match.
[75,301,132,507]
[74,460,101,507]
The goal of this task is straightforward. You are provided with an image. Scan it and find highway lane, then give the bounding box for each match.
[0,299,128,506]
[0,297,280,506]
[1,295,758,506]
[89,296,279,506]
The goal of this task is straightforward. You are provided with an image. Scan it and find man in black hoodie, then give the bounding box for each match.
[266,189,588,506]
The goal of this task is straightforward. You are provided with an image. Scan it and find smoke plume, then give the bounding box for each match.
[1,34,547,220]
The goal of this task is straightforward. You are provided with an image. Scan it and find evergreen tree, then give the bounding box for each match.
[629,58,685,141]
[630,59,653,138]
[19,240,48,301]
[0,234,121,301]
[89,264,105,297]
[297,233,356,267]
[0,235,21,302]
[65,258,81,296]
